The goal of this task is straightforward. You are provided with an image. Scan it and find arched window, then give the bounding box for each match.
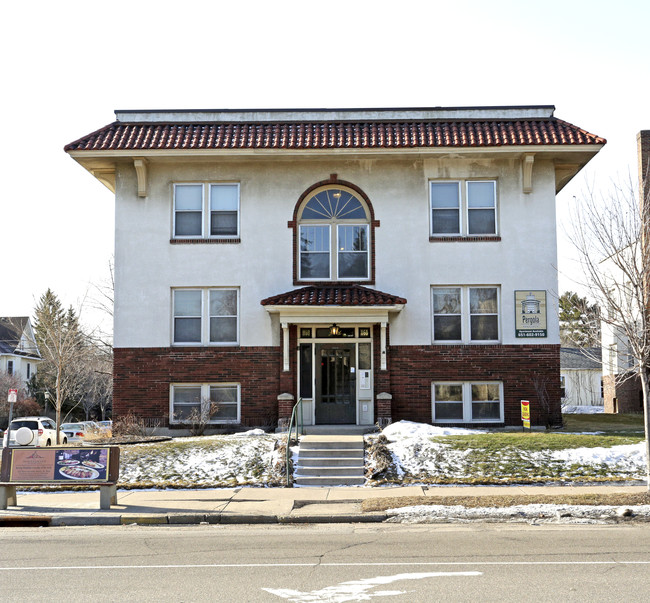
[298,186,371,281]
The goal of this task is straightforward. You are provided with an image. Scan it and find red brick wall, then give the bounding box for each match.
[603,373,643,413]
[386,344,562,427]
[113,346,282,427]
[114,342,561,428]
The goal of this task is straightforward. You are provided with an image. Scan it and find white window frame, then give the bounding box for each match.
[170,383,241,424]
[432,286,500,344]
[173,183,240,239]
[432,381,504,423]
[299,224,331,280]
[336,224,370,280]
[430,179,497,236]
[172,288,239,346]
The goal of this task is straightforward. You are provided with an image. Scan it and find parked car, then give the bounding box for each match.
[61,422,91,443]
[97,420,112,434]
[85,421,106,434]
[3,417,68,447]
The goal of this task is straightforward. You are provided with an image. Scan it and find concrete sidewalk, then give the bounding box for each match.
[0,484,646,526]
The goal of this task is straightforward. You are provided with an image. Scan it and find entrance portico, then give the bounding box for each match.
[261,285,406,426]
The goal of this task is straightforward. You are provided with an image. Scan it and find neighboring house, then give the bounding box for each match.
[560,347,603,407]
[65,105,604,432]
[0,316,41,384]
[600,130,649,414]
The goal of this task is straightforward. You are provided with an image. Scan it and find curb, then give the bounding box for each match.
[1,512,388,527]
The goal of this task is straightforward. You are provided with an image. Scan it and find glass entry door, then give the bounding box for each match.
[315,343,356,424]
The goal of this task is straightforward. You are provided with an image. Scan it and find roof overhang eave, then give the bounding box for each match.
[66,144,604,160]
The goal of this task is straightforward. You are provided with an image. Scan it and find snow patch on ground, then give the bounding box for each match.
[382,420,485,441]
[561,405,605,414]
[386,503,650,524]
[367,420,647,483]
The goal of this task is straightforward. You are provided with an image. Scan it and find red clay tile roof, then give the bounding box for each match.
[65,118,605,152]
[261,285,407,307]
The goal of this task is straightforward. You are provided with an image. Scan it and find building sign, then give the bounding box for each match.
[1,447,119,483]
[515,290,547,337]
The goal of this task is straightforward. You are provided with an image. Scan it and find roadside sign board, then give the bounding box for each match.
[521,400,531,429]
[1,446,120,483]
[7,389,17,403]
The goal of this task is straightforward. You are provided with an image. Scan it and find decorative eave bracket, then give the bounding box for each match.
[522,153,535,194]
[133,158,148,197]
[90,167,116,194]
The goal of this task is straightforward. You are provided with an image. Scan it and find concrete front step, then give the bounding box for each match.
[294,476,366,486]
[298,457,364,466]
[299,439,364,450]
[296,466,365,477]
[298,449,364,459]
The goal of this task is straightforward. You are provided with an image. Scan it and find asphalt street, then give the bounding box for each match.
[1,523,650,602]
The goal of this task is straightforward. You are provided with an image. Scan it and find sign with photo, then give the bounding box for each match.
[515,290,547,337]
[1,446,119,483]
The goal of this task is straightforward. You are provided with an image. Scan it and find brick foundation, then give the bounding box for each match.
[387,344,562,427]
[114,342,561,429]
[113,346,282,428]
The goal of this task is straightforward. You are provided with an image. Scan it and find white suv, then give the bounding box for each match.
[2,416,68,447]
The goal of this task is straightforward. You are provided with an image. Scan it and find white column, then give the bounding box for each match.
[380,322,387,370]
[282,322,290,372]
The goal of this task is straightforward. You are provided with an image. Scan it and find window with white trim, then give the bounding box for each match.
[432,286,499,343]
[170,383,240,424]
[432,382,503,423]
[298,187,370,280]
[173,183,240,238]
[430,180,497,236]
[173,288,239,345]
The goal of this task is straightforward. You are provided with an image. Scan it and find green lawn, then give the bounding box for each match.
[561,412,645,435]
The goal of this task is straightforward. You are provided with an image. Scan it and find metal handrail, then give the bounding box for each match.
[285,398,303,487]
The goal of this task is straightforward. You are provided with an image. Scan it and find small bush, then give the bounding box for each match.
[112,412,149,437]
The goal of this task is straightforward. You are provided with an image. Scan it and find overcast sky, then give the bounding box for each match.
[1,0,648,332]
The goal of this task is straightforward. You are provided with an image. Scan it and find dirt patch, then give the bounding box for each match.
[362,492,650,512]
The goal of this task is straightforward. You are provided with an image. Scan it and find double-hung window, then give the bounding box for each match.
[171,383,240,424]
[432,286,499,343]
[173,288,239,345]
[298,187,370,281]
[430,180,497,236]
[173,183,240,238]
[432,382,503,423]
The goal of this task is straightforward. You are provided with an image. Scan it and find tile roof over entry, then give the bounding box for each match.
[65,107,606,152]
[261,285,407,307]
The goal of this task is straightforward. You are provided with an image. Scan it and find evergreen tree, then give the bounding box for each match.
[33,289,86,442]
[558,291,600,348]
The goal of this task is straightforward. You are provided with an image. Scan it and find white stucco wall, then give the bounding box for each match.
[113,154,560,348]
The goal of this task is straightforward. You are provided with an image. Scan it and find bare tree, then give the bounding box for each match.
[33,290,87,443]
[87,258,114,421]
[568,176,650,489]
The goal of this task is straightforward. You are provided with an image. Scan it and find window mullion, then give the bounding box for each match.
[202,289,208,345]
[203,184,209,239]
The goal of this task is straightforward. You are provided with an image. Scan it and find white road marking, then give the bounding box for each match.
[0,560,649,571]
[263,572,482,602]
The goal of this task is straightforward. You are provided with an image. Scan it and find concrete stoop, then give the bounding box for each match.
[294,435,365,486]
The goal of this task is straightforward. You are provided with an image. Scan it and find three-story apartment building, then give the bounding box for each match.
[66,106,604,431]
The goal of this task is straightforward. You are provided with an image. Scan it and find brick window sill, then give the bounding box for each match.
[170,238,241,245]
[429,235,501,242]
